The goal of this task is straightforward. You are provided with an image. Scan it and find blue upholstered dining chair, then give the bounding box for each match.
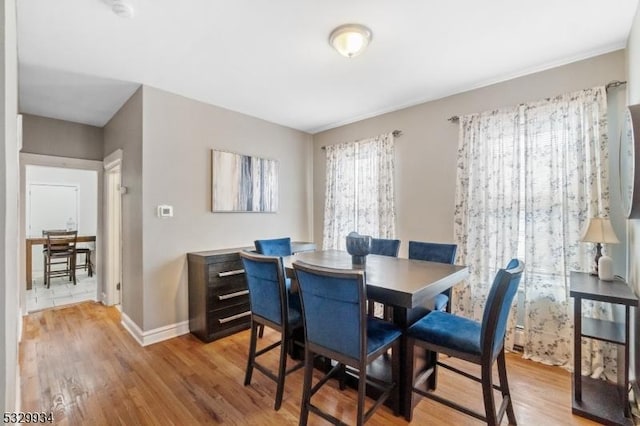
[293,260,402,426]
[370,238,401,257]
[408,241,458,312]
[254,237,294,337]
[239,250,304,411]
[254,237,293,256]
[403,259,524,425]
[368,238,401,318]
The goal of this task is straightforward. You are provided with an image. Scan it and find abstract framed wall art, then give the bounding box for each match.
[211,150,278,212]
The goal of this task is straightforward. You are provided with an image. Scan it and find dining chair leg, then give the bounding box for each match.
[87,252,93,277]
[357,363,366,426]
[72,255,77,285]
[44,256,49,288]
[497,350,517,424]
[244,322,258,386]
[274,334,287,410]
[391,340,400,416]
[338,363,346,390]
[299,349,313,426]
[426,349,439,390]
[258,324,265,338]
[482,360,498,426]
[403,337,416,422]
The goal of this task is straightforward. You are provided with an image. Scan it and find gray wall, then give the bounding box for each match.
[313,51,627,262]
[21,114,103,160]
[103,88,144,327]
[1,0,18,412]
[132,86,313,331]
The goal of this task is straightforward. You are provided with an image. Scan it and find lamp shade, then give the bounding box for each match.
[329,24,372,58]
[580,217,620,244]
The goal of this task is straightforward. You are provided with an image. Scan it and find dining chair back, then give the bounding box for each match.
[293,260,402,426]
[43,230,78,287]
[254,237,292,256]
[370,238,401,257]
[408,240,458,311]
[253,236,294,338]
[408,241,457,263]
[403,259,524,425]
[239,250,303,410]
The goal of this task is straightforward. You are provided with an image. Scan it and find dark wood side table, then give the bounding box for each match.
[570,271,638,425]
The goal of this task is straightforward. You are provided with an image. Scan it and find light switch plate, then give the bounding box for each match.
[157,205,173,218]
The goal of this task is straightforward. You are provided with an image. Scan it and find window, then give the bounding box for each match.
[322,133,396,250]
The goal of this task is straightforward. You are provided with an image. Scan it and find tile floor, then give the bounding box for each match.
[26,271,97,313]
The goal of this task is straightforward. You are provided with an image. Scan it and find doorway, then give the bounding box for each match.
[19,153,104,315]
[24,165,98,312]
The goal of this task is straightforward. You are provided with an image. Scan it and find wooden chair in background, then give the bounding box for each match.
[43,230,78,288]
[75,246,93,277]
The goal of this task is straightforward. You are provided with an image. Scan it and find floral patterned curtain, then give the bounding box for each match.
[323,132,396,250]
[454,87,615,375]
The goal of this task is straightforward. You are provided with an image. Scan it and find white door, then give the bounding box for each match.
[28,184,78,236]
[104,165,122,306]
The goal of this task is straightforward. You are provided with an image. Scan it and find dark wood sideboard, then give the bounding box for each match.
[187,241,316,343]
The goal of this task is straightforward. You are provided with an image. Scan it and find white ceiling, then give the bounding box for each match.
[16,0,639,133]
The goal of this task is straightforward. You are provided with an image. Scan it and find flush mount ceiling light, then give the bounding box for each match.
[110,0,135,18]
[329,24,372,58]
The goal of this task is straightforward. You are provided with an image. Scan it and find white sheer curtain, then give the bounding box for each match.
[454,87,615,375]
[323,132,396,250]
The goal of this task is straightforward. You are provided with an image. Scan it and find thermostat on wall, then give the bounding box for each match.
[157,205,173,218]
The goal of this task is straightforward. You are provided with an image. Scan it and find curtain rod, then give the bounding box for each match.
[605,80,627,90]
[447,81,627,123]
[320,130,402,150]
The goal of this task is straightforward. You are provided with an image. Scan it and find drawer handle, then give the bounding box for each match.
[218,289,249,300]
[218,311,251,324]
[218,269,245,277]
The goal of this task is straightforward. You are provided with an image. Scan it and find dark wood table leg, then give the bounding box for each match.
[393,306,411,417]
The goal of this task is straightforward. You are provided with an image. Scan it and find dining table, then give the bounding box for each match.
[282,249,470,417]
[25,235,96,290]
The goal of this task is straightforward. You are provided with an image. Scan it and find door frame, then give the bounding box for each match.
[103,149,123,306]
[19,153,104,314]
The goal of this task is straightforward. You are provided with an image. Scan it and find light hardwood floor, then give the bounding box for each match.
[20,302,600,425]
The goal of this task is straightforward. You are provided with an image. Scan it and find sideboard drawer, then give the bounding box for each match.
[206,303,251,341]
[209,303,251,326]
[208,274,247,296]
[208,287,250,311]
[208,260,244,278]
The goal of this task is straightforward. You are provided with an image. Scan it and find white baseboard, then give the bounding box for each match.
[120,313,189,347]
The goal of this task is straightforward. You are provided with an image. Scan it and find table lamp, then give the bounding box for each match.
[580,217,620,281]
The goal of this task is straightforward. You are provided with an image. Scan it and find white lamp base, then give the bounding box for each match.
[598,255,614,281]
